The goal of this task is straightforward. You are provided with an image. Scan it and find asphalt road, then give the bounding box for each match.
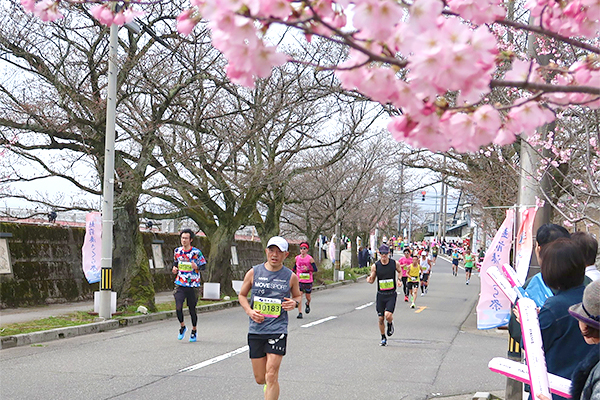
[0,257,507,400]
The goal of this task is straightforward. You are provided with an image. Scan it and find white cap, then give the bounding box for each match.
[266,236,288,252]
[422,251,428,256]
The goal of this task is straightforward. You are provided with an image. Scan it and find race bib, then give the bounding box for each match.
[379,279,394,290]
[299,272,311,281]
[178,261,193,272]
[253,296,282,318]
[410,276,418,282]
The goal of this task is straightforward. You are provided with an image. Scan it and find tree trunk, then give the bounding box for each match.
[206,226,237,296]
[112,197,156,311]
[350,230,359,269]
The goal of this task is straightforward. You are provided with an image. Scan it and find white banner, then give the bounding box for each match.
[82,212,102,284]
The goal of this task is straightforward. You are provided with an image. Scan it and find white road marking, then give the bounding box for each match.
[179,345,249,373]
[301,316,337,328]
[355,302,374,310]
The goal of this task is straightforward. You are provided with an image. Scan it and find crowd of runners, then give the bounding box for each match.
[170,231,484,399]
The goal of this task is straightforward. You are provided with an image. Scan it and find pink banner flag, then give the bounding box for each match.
[477,209,515,329]
[515,207,537,285]
[82,212,102,284]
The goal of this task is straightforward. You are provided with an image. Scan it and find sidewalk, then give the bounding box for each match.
[0,291,175,326]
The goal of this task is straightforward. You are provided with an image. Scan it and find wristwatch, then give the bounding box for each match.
[294,300,299,308]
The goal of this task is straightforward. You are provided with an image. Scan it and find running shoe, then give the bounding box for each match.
[178,326,187,340]
[380,337,387,346]
[466,280,469,285]
[404,295,409,302]
[264,384,267,393]
[411,303,415,309]
[421,293,424,296]
[189,330,197,342]
[387,322,394,337]
[305,304,310,314]
[425,287,428,294]
[297,313,303,319]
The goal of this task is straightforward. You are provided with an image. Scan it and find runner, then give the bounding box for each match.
[398,248,413,302]
[407,254,421,308]
[431,245,438,265]
[366,244,403,346]
[420,251,432,296]
[463,248,474,285]
[238,236,302,400]
[293,241,318,319]
[451,248,460,277]
[172,229,207,342]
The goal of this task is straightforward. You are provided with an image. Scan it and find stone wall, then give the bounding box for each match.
[0,222,297,308]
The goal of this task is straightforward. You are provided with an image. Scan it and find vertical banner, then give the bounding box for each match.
[477,209,515,329]
[82,212,102,284]
[515,207,537,285]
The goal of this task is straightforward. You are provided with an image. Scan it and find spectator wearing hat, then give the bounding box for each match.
[568,279,600,399]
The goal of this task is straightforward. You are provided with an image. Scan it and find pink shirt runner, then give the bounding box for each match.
[398,256,412,277]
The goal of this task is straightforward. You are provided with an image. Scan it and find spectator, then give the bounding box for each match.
[571,231,600,282]
[48,210,57,223]
[537,238,589,399]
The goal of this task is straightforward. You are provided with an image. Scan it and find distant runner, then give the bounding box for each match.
[407,254,421,308]
[420,251,432,296]
[451,249,460,277]
[463,249,474,285]
[293,241,318,319]
[366,244,403,346]
[399,248,413,302]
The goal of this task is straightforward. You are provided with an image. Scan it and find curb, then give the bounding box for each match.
[1,275,365,350]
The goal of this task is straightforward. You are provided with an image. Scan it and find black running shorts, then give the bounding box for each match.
[299,282,313,293]
[421,273,430,283]
[248,333,287,358]
[376,292,397,316]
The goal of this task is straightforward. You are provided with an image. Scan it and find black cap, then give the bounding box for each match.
[378,244,390,254]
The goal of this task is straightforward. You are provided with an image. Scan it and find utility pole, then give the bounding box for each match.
[408,193,413,243]
[398,165,404,236]
[99,24,118,320]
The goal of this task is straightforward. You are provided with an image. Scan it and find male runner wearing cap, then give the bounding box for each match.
[366,244,403,346]
[293,241,318,319]
[238,236,302,400]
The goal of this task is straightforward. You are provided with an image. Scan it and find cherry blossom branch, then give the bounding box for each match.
[494,19,600,54]
[490,80,600,95]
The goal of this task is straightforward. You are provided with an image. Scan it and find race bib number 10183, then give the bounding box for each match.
[253,296,282,318]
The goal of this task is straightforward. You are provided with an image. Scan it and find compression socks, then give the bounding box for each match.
[381,334,386,340]
[421,283,425,293]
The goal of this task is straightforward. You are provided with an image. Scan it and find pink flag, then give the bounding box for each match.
[515,207,537,285]
[82,212,102,284]
[477,209,515,329]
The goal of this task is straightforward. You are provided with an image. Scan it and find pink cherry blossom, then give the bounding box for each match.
[34,0,63,22]
[177,9,200,35]
[20,0,35,13]
[91,4,114,26]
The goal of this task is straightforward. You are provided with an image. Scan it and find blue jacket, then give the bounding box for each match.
[539,285,590,399]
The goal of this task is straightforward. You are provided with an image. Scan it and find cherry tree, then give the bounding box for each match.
[20,0,599,152]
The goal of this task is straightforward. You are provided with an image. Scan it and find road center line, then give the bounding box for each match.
[179,345,249,373]
[355,302,374,310]
[301,316,337,328]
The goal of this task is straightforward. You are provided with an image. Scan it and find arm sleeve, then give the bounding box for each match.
[173,249,178,268]
[310,262,318,272]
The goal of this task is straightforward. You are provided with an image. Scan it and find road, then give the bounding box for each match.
[0,257,507,399]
